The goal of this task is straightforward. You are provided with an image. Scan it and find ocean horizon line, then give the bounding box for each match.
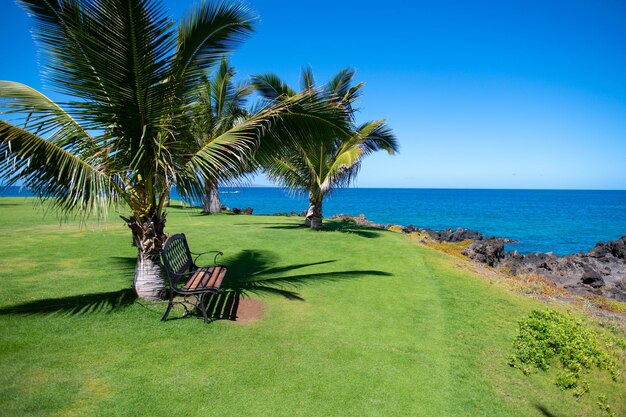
[188,183,626,192]
[220,186,626,192]
[4,184,626,192]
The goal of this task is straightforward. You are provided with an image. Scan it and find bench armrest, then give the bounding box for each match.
[191,250,223,266]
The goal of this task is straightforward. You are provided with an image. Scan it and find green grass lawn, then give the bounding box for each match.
[0,198,624,417]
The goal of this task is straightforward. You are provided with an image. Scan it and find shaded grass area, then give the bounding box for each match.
[0,198,624,416]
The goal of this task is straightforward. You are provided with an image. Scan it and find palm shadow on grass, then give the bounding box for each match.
[249,220,382,239]
[0,288,137,316]
[534,405,562,417]
[191,211,236,217]
[201,249,391,321]
[0,256,138,317]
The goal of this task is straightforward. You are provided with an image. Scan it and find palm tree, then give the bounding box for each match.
[252,68,398,229]
[0,0,348,299]
[190,59,252,214]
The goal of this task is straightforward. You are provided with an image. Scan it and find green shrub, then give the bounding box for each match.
[509,309,618,398]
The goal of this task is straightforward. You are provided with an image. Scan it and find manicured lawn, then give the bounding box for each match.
[0,198,623,416]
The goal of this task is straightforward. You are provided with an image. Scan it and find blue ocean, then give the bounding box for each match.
[3,186,626,256]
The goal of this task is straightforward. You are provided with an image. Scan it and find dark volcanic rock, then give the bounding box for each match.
[589,236,626,259]
[231,207,253,215]
[462,238,505,267]
[270,211,306,217]
[421,227,483,242]
[581,268,605,288]
[328,213,385,229]
[500,235,626,301]
[328,213,355,222]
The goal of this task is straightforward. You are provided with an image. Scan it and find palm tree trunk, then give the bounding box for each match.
[310,200,323,229]
[210,182,222,213]
[306,191,323,230]
[134,251,164,300]
[304,191,314,226]
[202,180,222,214]
[121,211,168,300]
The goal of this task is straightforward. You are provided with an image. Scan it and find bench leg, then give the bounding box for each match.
[161,291,174,322]
[198,293,209,324]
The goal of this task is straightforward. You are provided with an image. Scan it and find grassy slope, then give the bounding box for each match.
[0,198,623,417]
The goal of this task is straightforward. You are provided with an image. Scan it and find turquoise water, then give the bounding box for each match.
[3,186,626,255]
[191,187,626,256]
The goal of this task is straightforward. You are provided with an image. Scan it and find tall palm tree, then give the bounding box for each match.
[0,0,348,299]
[190,59,252,214]
[252,68,398,229]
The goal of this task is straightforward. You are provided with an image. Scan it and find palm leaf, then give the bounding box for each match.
[301,66,315,91]
[210,58,251,132]
[0,81,103,160]
[263,151,309,194]
[172,0,256,99]
[0,120,122,217]
[353,120,399,156]
[17,0,175,133]
[251,73,296,101]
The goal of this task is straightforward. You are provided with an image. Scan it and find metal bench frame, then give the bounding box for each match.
[160,233,226,323]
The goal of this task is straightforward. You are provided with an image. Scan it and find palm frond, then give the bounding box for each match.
[263,151,309,195]
[354,120,399,156]
[212,58,234,121]
[210,58,251,132]
[326,68,357,100]
[251,73,296,101]
[0,81,97,155]
[301,66,315,91]
[18,0,175,132]
[0,120,122,217]
[172,0,256,99]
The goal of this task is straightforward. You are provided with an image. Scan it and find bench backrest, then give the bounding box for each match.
[161,234,194,287]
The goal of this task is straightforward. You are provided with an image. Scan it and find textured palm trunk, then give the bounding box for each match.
[202,181,222,214]
[306,191,323,230]
[121,211,168,300]
[304,193,314,227]
[134,251,164,300]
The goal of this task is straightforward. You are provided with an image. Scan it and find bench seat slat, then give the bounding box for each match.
[185,267,211,290]
[213,267,227,289]
[182,266,227,292]
[205,266,222,288]
[197,267,217,288]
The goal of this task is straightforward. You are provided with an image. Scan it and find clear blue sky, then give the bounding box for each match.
[1,0,625,189]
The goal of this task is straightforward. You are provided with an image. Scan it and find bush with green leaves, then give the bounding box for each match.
[509,308,619,398]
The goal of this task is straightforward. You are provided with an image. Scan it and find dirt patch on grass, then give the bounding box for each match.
[234,297,266,323]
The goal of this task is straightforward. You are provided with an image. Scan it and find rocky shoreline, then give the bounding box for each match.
[327,213,626,302]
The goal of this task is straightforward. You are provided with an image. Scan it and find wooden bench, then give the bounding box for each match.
[160,233,227,323]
